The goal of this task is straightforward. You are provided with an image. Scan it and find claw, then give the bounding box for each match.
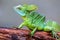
[31,32,34,36]
[52,31,59,40]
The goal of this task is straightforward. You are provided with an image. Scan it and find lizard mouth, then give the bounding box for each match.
[14,5,26,16]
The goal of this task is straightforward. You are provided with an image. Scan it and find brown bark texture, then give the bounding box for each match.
[0,27,59,40]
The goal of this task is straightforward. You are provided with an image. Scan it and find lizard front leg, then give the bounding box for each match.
[31,27,37,36]
[18,22,25,28]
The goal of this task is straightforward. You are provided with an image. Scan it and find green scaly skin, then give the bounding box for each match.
[14,4,60,39]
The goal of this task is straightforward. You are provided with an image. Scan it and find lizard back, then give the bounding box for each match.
[25,11,45,30]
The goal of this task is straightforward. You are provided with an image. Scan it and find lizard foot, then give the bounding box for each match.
[52,31,59,40]
[30,32,34,36]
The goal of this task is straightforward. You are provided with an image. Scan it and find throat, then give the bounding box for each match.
[22,16,27,20]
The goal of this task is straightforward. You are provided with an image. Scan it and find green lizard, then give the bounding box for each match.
[14,4,60,39]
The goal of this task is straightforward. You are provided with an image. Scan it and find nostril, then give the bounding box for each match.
[11,34,19,40]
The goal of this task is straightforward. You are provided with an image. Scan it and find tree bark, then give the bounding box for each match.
[0,27,59,40]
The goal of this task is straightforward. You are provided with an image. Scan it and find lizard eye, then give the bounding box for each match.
[26,10,32,13]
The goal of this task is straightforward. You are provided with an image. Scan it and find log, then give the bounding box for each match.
[0,27,59,40]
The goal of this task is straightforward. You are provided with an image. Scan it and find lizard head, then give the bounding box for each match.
[14,4,38,17]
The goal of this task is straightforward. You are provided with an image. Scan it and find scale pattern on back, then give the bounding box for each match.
[26,11,45,26]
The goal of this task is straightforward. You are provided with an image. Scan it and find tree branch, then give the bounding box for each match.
[0,27,59,40]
